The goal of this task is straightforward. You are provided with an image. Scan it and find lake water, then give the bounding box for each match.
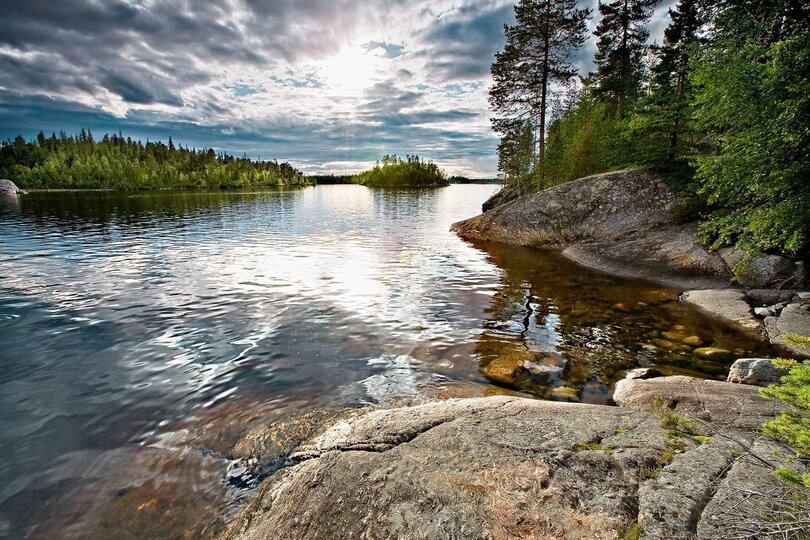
[0,185,771,538]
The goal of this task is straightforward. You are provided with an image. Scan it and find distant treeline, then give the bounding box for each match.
[492,0,809,256]
[354,155,449,187]
[449,176,501,184]
[0,130,309,189]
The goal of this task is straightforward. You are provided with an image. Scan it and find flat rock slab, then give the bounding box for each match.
[765,305,810,358]
[221,397,666,540]
[697,438,810,539]
[681,289,763,338]
[220,379,785,540]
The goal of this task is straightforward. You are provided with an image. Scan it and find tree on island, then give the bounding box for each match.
[354,155,448,187]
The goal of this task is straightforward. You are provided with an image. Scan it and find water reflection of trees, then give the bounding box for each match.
[13,188,305,232]
[472,241,772,403]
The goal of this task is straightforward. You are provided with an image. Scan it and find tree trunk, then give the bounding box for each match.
[538,0,551,186]
[618,0,629,118]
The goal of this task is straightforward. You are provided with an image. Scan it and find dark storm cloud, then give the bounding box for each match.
[419,2,515,82]
[0,0,676,176]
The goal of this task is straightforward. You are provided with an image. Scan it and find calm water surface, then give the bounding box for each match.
[0,185,771,538]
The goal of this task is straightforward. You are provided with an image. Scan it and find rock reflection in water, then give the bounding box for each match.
[468,241,773,402]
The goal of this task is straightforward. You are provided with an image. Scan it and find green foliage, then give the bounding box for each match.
[497,119,535,182]
[761,361,810,460]
[488,0,810,257]
[783,335,810,349]
[690,34,810,255]
[774,466,810,488]
[541,95,620,189]
[354,155,448,188]
[772,358,799,370]
[619,522,642,540]
[591,0,658,118]
[490,0,591,183]
[0,131,307,190]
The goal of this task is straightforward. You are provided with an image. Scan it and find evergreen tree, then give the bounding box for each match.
[625,0,702,170]
[592,0,659,117]
[490,0,590,183]
[496,119,535,182]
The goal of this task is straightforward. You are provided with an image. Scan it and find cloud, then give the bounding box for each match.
[0,0,675,177]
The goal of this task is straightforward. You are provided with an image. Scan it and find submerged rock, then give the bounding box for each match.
[693,347,734,361]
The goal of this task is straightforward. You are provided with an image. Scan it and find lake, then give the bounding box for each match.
[0,185,771,537]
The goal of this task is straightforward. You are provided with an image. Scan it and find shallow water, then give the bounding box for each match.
[0,185,772,537]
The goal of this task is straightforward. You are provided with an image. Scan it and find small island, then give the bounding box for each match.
[353,154,449,188]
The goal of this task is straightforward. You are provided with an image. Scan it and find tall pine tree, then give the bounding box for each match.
[592,0,659,118]
[490,0,590,184]
[626,0,702,169]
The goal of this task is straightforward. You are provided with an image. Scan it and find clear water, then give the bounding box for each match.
[0,185,771,538]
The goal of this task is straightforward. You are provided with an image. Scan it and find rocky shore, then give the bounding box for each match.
[214,172,809,539]
[218,373,805,540]
[451,170,806,291]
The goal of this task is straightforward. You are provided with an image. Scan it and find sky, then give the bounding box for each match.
[0,0,676,177]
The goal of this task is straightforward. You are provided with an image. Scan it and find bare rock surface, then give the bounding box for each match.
[451,170,731,289]
[747,289,796,307]
[452,170,807,290]
[220,377,785,540]
[680,289,763,338]
[765,304,810,358]
[726,358,791,386]
[0,178,24,195]
[696,438,810,539]
[481,182,524,212]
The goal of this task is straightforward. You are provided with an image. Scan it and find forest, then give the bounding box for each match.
[0,130,308,189]
[491,0,809,257]
[353,154,449,187]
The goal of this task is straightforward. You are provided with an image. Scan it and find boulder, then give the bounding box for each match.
[0,179,24,195]
[452,169,732,289]
[726,358,790,386]
[737,254,805,289]
[747,289,796,307]
[680,289,763,338]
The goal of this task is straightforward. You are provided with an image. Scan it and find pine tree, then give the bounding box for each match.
[627,0,702,169]
[592,0,659,118]
[490,0,590,183]
[497,119,535,182]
